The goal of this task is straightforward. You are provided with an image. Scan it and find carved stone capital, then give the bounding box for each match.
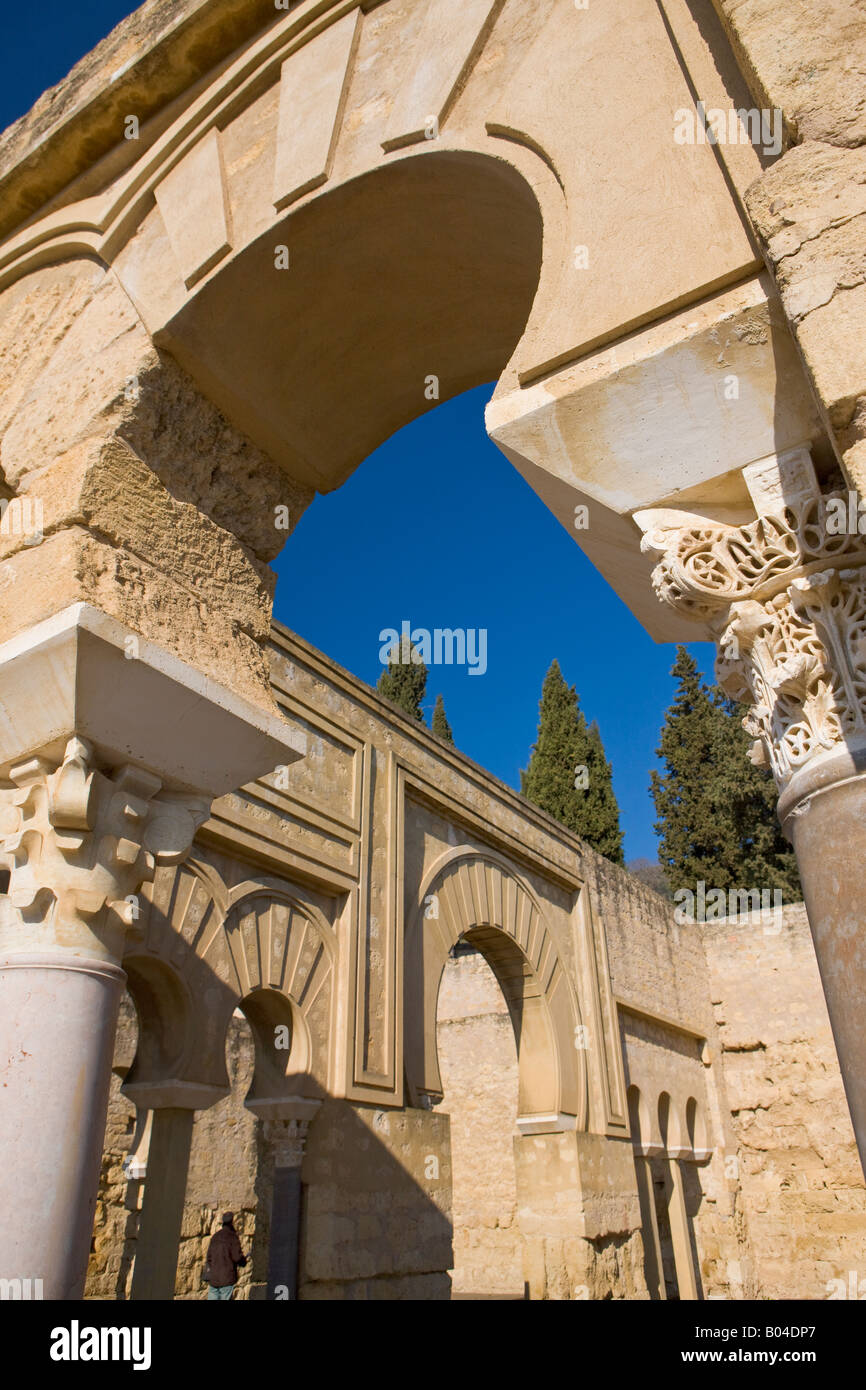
[0,736,211,958]
[635,456,866,797]
[264,1117,311,1170]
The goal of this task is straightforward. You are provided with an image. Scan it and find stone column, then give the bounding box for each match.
[250,1102,321,1300]
[636,446,866,1174]
[0,739,210,1299]
[0,613,304,1299]
[665,1159,702,1301]
[632,1148,667,1300]
[126,1082,228,1302]
[262,1118,313,1301]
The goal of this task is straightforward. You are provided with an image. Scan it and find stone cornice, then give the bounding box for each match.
[0,0,283,239]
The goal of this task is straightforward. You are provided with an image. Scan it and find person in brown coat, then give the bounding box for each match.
[204,1211,247,1300]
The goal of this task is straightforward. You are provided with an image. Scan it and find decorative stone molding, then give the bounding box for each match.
[636,455,866,797]
[0,736,210,955]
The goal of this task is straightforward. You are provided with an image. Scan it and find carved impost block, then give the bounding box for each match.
[635,463,866,794]
[0,736,210,954]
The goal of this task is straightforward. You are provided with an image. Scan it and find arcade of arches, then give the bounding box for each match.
[1,0,866,1299]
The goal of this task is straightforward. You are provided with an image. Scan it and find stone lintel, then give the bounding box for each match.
[0,602,305,797]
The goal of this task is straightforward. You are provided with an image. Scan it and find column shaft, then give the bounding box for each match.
[129,1108,196,1301]
[634,1154,667,1300]
[267,1166,303,1300]
[0,952,124,1299]
[786,773,866,1161]
[666,1159,701,1301]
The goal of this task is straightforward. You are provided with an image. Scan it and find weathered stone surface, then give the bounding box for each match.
[703,905,866,1301]
[745,142,866,445]
[80,632,866,1300]
[713,0,866,147]
[0,0,280,237]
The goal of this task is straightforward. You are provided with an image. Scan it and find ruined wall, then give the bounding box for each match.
[702,904,866,1300]
[83,632,866,1302]
[710,0,866,497]
[585,852,757,1299]
[87,1001,453,1301]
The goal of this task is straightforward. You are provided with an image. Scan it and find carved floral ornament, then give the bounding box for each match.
[0,736,210,942]
[637,491,866,790]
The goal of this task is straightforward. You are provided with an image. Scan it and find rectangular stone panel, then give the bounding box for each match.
[155,129,231,289]
[382,0,503,150]
[273,9,361,210]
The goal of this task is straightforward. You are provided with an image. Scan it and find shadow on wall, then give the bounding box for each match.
[90,997,455,1300]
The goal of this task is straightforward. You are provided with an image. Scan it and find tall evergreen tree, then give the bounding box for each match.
[431,693,454,744]
[711,688,801,898]
[584,719,625,864]
[650,648,719,891]
[522,659,624,863]
[651,647,801,896]
[377,635,427,721]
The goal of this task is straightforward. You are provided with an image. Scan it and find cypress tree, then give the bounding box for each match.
[522,659,624,863]
[431,693,454,744]
[710,689,801,898]
[585,719,625,864]
[651,646,801,896]
[376,635,427,721]
[650,648,720,891]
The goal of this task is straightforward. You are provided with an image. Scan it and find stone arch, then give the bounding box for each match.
[684,1094,711,1162]
[145,145,548,497]
[0,0,778,646]
[405,847,586,1130]
[658,1089,682,1154]
[123,857,336,1104]
[627,1083,652,1152]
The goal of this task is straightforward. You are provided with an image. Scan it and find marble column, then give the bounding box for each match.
[0,740,210,1299]
[0,606,305,1299]
[637,446,866,1175]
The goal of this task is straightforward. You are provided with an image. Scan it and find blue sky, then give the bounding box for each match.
[274,386,716,861]
[3,2,717,862]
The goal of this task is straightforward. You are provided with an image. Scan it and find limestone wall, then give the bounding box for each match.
[435,949,523,1298]
[702,905,866,1300]
[88,1002,453,1301]
[87,1003,263,1301]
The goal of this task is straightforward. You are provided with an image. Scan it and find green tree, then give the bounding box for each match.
[431,693,454,744]
[377,635,427,721]
[584,719,625,864]
[522,659,624,863]
[651,647,801,896]
[627,858,673,899]
[711,688,801,898]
